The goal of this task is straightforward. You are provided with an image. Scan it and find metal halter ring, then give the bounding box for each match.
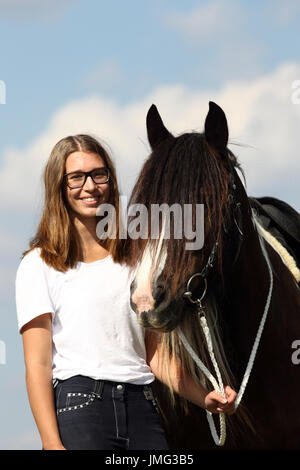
[183,273,208,305]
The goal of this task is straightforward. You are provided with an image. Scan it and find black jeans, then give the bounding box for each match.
[54,375,169,450]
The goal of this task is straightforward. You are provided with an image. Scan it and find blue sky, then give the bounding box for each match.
[1,0,300,149]
[0,0,300,449]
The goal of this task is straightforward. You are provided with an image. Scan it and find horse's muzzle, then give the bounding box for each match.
[130,279,184,332]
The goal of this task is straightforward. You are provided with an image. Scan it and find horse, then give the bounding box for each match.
[124,102,300,450]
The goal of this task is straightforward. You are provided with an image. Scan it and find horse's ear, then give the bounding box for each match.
[204,101,229,157]
[146,104,173,149]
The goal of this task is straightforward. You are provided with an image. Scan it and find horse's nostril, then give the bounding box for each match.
[155,284,164,292]
[153,284,165,302]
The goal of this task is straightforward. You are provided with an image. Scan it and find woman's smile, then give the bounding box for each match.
[80,195,101,206]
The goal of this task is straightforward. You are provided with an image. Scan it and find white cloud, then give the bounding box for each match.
[0,95,151,211]
[82,59,124,91]
[166,0,243,41]
[0,0,77,22]
[0,62,299,215]
[165,0,265,81]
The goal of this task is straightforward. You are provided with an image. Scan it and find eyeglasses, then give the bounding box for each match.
[64,168,110,189]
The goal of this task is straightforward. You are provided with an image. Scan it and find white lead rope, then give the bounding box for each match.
[177,319,227,446]
[177,232,274,446]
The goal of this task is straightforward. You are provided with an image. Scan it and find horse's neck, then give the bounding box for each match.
[221,207,271,372]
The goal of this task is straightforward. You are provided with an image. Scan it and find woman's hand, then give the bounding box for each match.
[204,385,237,415]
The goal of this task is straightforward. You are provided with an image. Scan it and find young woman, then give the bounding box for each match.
[15,134,236,451]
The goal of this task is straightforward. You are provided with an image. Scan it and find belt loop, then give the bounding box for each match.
[143,384,160,414]
[93,379,104,399]
[143,384,154,400]
[52,378,59,389]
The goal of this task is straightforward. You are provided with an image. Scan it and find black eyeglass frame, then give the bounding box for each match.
[64,168,110,189]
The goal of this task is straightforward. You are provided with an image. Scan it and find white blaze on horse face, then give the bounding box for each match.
[132,227,168,314]
[132,245,156,313]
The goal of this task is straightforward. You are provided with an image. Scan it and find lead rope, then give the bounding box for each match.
[177,231,274,446]
[177,313,227,446]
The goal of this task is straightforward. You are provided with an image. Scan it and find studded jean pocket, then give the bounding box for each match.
[56,390,98,415]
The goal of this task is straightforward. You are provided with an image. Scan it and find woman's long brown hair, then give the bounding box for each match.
[23,134,123,271]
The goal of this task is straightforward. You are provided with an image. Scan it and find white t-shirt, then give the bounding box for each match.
[15,248,154,385]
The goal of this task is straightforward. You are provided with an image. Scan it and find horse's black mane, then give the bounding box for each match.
[126,131,235,294]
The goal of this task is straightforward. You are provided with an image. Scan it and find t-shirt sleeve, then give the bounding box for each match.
[15,250,55,334]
